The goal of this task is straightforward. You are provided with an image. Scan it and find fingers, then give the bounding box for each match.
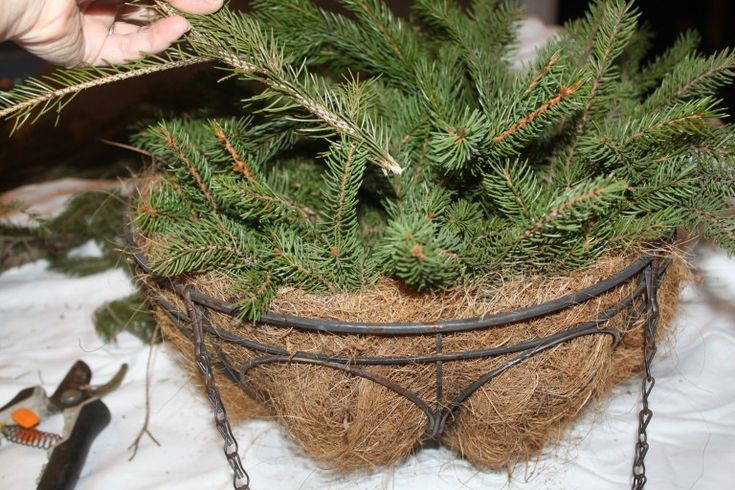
[78,0,225,66]
[8,0,222,67]
[108,21,145,36]
[82,16,189,65]
[166,0,224,15]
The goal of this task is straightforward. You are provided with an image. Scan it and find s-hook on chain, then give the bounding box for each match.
[631,261,659,489]
[184,288,250,490]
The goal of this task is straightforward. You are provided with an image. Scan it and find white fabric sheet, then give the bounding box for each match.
[1,245,734,490]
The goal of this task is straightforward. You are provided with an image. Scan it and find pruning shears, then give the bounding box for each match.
[0,360,127,490]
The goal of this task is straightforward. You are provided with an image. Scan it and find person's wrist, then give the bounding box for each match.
[4,1,85,68]
[0,0,40,42]
[0,1,23,41]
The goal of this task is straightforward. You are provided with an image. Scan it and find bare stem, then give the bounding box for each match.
[0,57,209,120]
[128,340,162,461]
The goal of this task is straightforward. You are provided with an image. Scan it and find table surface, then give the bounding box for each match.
[1,241,734,490]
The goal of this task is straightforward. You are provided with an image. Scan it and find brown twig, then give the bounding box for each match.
[159,127,219,212]
[211,121,255,181]
[0,57,209,120]
[524,53,562,95]
[128,340,162,461]
[493,80,583,144]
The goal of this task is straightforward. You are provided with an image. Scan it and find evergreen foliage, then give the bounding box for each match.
[1,192,160,343]
[94,293,161,344]
[2,0,734,319]
[1,191,126,275]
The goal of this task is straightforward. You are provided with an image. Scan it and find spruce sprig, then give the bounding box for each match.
[642,49,735,110]
[1,0,733,318]
[184,7,404,175]
[633,30,701,94]
[0,46,206,133]
[482,159,543,220]
[413,0,521,112]
[148,216,258,276]
[561,0,639,167]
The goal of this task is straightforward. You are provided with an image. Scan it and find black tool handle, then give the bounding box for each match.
[36,399,111,490]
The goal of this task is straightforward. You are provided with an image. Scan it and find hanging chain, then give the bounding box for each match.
[184,288,251,490]
[631,261,659,489]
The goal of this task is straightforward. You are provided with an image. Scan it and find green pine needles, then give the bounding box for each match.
[2,0,735,320]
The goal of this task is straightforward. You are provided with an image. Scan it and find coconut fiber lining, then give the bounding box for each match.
[136,241,685,472]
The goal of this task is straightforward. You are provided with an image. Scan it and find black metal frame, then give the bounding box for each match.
[126,221,668,489]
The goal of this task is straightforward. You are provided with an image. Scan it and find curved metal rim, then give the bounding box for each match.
[125,210,668,335]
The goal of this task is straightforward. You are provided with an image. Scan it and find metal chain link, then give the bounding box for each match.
[631,261,659,489]
[184,288,251,490]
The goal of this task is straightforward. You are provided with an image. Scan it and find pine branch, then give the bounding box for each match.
[515,177,627,244]
[211,174,318,224]
[0,48,207,132]
[414,0,520,112]
[580,98,718,168]
[443,199,485,240]
[642,49,735,111]
[524,52,563,95]
[494,81,584,144]
[482,159,543,220]
[159,2,404,175]
[625,159,699,213]
[486,78,584,160]
[211,120,257,181]
[633,30,701,94]
[413,49,467,124]
[229,269,278,322]
[316,139,371,290]
[427,108,487,172]
[619,21,654,79]
[471,0,523,51]
[157,125,219,212]
[562,0,639,167]
[685,201,735,253]
[564,0,606,56]
[251,0,333,59]
[149,218,257,276]
[256,0,425,91]
[374,211,464,290]
[339,0,418,70]
[135,177,196,235]
[321,139,366,244]
[269,227,335,291]
[388,181,454,223]
[603,210,681,250]
[699,212,735,247]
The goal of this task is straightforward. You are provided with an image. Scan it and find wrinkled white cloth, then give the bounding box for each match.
[1,244,734,490]
[0,178,131,227]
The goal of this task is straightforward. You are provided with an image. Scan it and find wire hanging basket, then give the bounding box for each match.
[125,217,676,490]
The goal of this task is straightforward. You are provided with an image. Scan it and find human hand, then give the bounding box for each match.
[0,0,223,67]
